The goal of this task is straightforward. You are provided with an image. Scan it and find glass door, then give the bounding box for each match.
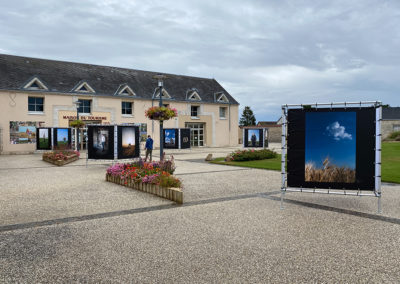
[186,123,205,147]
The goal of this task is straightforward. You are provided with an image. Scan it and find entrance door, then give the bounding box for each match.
[186,123,205,147]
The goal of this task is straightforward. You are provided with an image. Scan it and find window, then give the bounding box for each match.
[216,93,229,103]
[28,97,44,112]
[188,91,201,101]
[122,101,132,115]
[191,106,199,117]
[219,107,227,118]
[117,85,135,96]
[23,77,48,90]
[154,88,171,99]
[394,125,400,132]
[73,82,95,93]
[78,99,91,114]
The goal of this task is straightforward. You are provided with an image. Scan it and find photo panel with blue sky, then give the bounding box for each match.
[305,112,356,183]
[165,129,176,146]
[56,128,69,145]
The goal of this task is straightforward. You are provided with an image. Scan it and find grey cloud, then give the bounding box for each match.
[0,0,399,121]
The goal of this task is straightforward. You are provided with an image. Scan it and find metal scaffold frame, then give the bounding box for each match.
[280,101,382,213]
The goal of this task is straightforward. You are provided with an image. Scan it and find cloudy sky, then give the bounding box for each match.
[1,0,399,121]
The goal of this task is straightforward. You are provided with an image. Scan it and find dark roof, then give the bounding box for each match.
[239,125,271,129]
[0,54,238,105]
[257,121,279,127]
[383,107,400,120]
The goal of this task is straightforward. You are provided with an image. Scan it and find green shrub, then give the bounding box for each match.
[229,149,277,162]
[388,131,400,140]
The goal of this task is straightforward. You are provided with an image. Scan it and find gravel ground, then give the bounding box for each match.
[0,148,399,283]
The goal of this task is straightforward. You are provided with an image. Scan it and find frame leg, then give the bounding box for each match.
[280,190,285,210]
[378,195,382,214]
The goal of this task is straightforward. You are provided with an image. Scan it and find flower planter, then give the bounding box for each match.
[43,154,79,166]
[105,173,183,204]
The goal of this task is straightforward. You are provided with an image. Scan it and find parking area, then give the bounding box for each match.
[0,148,399,283]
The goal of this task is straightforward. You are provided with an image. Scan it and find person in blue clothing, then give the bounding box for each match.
[145,135,153,162]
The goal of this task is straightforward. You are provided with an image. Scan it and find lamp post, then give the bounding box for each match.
[73,100,81,151]
[153,74,167,160]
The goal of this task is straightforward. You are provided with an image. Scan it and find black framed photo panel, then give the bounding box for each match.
[53,128,72,149]
[87,126,115,160]
[244,128,264,147]
[287,107,376,190]
[164,128,179,149]
[180,128,191,149]
[36,128,52,150]
[117,126,140,159]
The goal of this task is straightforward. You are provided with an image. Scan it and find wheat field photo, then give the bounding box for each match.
[305,157,355,183]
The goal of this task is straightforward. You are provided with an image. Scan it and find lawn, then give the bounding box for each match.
[211,155,282,171]
[211,142,400,184]
[381,142,400,183]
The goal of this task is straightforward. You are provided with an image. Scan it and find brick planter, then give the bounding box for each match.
[106,173,183,204]
[43,154,79,166]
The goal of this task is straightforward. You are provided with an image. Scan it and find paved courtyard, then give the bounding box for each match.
[0,146,399,283]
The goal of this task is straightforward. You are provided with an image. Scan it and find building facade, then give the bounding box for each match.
[382,107,400,138]
[0,54,239,154]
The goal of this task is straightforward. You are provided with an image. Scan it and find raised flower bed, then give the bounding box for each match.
[106,158,183,204]
[43,150,80,166]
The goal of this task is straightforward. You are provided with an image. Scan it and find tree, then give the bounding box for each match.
[239,106,256,126]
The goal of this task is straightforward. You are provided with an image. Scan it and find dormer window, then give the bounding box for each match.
[216,93,229,103]
[116,84,136,96]
[73,81,95,93]
[23,77,48,90]
[188,91,201,101]
[154,88,171,99]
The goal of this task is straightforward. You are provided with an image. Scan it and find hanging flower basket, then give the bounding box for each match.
[145,106,177,121]
[69,119,85,128]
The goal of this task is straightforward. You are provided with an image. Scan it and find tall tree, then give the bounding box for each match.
[239,106,256,126]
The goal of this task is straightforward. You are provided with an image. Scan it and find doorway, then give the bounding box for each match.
[185,123,205,147]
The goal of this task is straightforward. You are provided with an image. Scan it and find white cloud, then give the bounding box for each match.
[326,122,352,141]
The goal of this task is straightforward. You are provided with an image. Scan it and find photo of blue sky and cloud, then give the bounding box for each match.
[305,112,356,183]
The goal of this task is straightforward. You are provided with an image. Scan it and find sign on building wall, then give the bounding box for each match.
[287,107,376,190]
[9,121,45,144]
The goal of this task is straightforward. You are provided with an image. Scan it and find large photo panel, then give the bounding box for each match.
[117,126,140,159]
[88,126,115,160]
[53,128,72,149]
[244,128,264,147]
[287,107,375,190]
[180,128,191,149]
[36,128,52,150]
[164,128,179,149]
